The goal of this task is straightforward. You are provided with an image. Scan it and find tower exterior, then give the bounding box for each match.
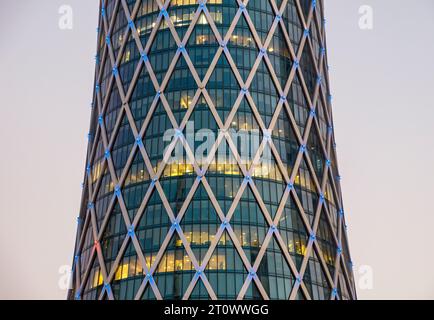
[69,0,356,300]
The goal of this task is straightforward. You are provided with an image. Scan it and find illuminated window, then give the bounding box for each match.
[115,263,129,280]
[295,241,307,256]
[180,95,192,109]
[175,238,183,247]
[124,50,131,62]
[208,255,226,270]
[198,14,208,25]
[91,161,103,184]
[92,269,104,288]
[196,35,209,45]
[121,263,129,279]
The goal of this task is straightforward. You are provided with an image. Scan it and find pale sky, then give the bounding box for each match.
[0,0,433,300]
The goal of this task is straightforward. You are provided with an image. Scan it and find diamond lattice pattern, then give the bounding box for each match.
[69,0,356,301]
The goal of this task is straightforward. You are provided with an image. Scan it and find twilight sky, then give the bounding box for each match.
[0,0,433,300]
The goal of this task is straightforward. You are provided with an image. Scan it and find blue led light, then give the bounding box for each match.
[112,65,118,76]
[172,220,179,228]
[160,8,168,17]
[128,19,134,29]
[245,175,251,182]
[114,185,121,196]
[312,0,317,9]
[95,84,100,92]
[156,90,161,98]
[199,2,205,9]
[310,233,316,241]
[86,164,91,174]
[249,269,256,278]
[141,52,148,62]
[75,292,81,300]
[270,225,277,232]
[220,40,227,48]
[222,219,228,227]
[105,35,111,46]
[319,193,325,203]
[304,28,310,38]
[300,144,306,153]
[77,217,81,224]
[296,276,302,284]
[320,47,326,56]
[336,175,341,182]
[332,288,338,296]
[280,95,287,102]
[151,177,157,186]
[287,182,294,190]
[293,60,299,69]
[178,44,185,52]
[101,8,106,17]
[98,114,103,125]
[96,27,100,34]
[136,136,143,146]
[104,149,111,159]
[326,159,331,167]
[310,109,316,117]
[328,125,333,134]
[197,268,203,275]
[239,3,246,11]
[128,225,135,237]
[316,75,322,85]
[175,129,183,138]
[260,47,266,55]
[241,87,248,94]
[88,202,94,210]
[264,130,271,141]
[276,14,282,22]
[339,209,344,217]
[337,246,342,255]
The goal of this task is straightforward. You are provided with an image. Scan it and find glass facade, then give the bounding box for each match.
[69,0,356,300]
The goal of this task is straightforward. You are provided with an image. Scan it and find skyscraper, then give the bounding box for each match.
[69,0,356,300]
